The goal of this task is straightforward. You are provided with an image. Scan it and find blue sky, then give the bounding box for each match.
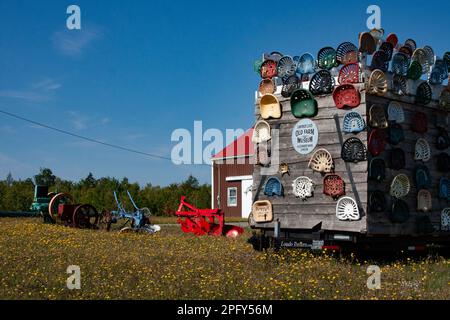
[0,0,449,186]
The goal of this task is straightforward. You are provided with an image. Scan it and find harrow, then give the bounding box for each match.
[103,191,161,234]
[175,196,244,238]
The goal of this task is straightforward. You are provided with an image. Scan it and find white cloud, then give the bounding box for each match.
[67,111,111,131]
[0,78,62,102]
[52,25,102,57]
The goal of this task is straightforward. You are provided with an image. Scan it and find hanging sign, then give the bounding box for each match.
[292,119,319,155]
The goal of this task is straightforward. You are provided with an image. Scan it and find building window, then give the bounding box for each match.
[227,187,238,207]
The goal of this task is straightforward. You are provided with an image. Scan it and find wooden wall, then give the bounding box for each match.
[251,75,449,237]
[252,84,368,233]
[213,160,253,218]
[366,80,449,236]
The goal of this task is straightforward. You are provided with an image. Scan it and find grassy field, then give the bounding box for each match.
[0,218,449,300]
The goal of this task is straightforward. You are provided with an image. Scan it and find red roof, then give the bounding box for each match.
[211,128,254,160]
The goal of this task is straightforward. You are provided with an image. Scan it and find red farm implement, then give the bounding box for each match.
[175,196,244,238]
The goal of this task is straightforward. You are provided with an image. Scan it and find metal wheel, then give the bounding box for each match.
[73,204,99,229]
[48,193,74,223]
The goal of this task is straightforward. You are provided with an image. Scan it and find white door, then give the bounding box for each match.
[241,179,253,218]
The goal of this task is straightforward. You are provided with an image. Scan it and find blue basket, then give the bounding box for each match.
[342,111,365,133]
[264,177,284,197]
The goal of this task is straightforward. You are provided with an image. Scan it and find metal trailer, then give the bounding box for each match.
[249,42,450,253]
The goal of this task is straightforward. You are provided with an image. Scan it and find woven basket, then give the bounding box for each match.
[292,176,315,200]
[390,174,411,198]
[336,197,360,221]
[308,148,334,173]
[252,200,273,223]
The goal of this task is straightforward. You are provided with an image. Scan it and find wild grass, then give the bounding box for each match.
[0,218,448,300]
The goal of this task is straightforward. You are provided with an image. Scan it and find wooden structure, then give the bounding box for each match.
[211,129,254,218]
[249,69,450,251]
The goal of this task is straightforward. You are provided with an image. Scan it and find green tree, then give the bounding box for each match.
[34,168,56,186]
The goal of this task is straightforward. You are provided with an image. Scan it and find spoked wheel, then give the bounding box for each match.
[48,193,74,223]
[73,204,99,229]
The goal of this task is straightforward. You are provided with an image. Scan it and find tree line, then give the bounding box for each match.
[0,168,211,215]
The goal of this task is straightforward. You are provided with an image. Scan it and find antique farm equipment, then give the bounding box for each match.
[30,185,53,217]
[109,191,161,234]
[176,196,244,238]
